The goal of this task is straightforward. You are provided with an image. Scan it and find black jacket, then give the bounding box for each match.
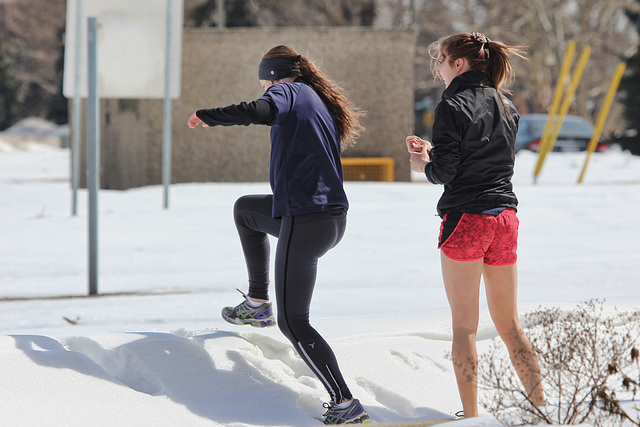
[425,70,519,217]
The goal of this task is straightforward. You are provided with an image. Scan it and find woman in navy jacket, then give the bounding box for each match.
[188,45,369,425]
[407,33,546,418]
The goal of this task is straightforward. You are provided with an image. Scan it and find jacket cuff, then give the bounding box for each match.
[195,110,209,125]
[425,162,438,184]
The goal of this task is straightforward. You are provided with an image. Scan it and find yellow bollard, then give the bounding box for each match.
[577,62,627,184]
[536,41,576,164]
[533,45,591,181]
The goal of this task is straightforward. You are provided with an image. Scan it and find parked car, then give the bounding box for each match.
[515,114,608,153]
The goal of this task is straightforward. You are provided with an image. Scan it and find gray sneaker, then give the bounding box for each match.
[321,399,370,424]
[221,289,276,328]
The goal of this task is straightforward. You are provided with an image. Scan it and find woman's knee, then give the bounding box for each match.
[233,195,255,219]
[233,195,278,237]
[451,314,479,339]
[277,317,303,344]
[452,325,478,340]
[277,311,312,342]
[277,320,293,341]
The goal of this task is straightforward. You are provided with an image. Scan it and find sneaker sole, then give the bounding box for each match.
[222,313,276,328]
[322,410,371,424]
[345,414,371,424]
[323,416,371,425]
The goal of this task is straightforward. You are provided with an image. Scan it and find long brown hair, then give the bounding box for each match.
[428,33,526,96]
[262,45,365,150]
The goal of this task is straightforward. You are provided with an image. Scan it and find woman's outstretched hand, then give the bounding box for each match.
[188,112,209,128]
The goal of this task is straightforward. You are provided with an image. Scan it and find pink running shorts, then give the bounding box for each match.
[438,208,519,266]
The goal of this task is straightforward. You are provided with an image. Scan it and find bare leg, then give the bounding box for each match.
[441,252,484,418]
[484,263,546,406]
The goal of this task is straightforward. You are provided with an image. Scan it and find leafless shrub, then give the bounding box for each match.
[478,299,640,426]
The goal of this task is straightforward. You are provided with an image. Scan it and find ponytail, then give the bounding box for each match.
[262,45,365,150]
[428,33,526,95]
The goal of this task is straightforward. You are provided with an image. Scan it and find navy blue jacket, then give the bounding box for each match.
[426,70,519,217]
[196,79,348,218]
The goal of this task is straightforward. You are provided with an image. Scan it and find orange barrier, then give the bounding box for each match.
[342,157,394,182]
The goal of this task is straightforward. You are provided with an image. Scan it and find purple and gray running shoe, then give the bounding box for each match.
[221,289,276,328]
[321,399,371,424]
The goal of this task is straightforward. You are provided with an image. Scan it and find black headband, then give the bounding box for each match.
[258,56,301,80]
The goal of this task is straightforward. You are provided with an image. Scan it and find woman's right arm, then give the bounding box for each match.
[189,99,276,128]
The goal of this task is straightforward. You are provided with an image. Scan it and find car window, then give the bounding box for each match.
[529,118,593,138]
[560,120,594,138]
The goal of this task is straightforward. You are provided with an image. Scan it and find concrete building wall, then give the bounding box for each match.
[85,27,416,189]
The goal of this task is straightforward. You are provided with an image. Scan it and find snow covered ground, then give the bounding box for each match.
[1,137,639,426]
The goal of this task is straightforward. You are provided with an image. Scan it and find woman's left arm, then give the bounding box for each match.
[426,103,464,185]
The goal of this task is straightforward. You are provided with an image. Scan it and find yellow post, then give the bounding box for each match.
[533,45,591,181]
[537,41,576,159]
[577,62,627,183]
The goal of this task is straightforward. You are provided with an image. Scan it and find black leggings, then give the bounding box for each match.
[233,194,352,403]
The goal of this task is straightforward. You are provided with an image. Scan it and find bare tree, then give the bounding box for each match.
[511,0,637,120]
[377,0,638,132]
[2,0,635,133]
[478,300,640,426]
[0,0,66,121]
[185,0,376,28]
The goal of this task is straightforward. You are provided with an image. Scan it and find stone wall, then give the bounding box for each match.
[84,27,416,189]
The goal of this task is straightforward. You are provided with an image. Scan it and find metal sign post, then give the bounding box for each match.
[63,0,183,295]
[162,0,173,209]
[71,0,83,216]
[87,16,99,295]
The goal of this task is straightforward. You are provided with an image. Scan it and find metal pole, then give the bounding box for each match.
[578,62,627,184]
[162,0,173,209]
[545,46,591,152]
[533,40,575,183]
[71,0,83,216]
[217,0,225,28]
[87,17,99,295]
[534,45,591,182]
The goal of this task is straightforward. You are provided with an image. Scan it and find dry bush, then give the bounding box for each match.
[478,300,640,425]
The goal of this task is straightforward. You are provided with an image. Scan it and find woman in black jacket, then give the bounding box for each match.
[407,33,545,418]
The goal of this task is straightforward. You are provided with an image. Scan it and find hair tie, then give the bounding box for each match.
[471,32,490,58]
[471,32,489,45]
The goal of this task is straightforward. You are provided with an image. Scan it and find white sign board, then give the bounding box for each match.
[63,0,183,99]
